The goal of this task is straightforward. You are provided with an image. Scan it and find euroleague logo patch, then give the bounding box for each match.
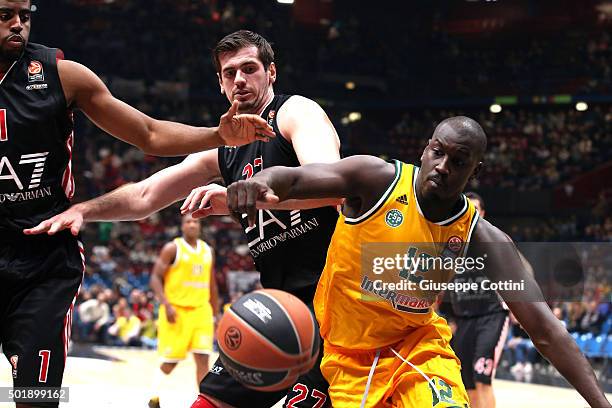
[225,326,242,350]
[267,110,275,126]
[28,61,44,82]
[385,209,404,228]
[447,235,463,253]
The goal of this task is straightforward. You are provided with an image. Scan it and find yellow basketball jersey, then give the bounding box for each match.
[314,161,479,350]
[164,238,213,308]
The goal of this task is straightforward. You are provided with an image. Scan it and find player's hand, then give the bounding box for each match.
[23,206,84,236]
[218,101,275,146]
[180,184,229,218]
[226,180,280,227]
[165,304,177,324]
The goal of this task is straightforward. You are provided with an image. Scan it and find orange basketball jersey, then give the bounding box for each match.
[314,161,479,350]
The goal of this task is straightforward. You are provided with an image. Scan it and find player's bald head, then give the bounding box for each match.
[433,116,487,160]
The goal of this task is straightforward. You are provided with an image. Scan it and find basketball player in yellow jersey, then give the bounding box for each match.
[148,215,219,408]
[225,116,610,407]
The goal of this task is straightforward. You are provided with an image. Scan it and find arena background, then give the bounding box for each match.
[1,0,610,406]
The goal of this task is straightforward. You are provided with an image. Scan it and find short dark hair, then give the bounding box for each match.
[212,30,275,73]
[465,191,484,210]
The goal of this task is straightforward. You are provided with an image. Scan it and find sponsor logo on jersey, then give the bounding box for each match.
[361,275,432,314]
[243,298,272,324]
[9,355,18,378]
[385,209,404,227]
[27,61,44,82]
[0,186,52,204]
[26,83,48,91]
[209,364,224,375]
[395,194,409,205]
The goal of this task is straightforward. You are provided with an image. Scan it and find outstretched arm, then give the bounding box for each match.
[226,155,396,226]
[24,150,221,235]
[470,219,610,407]
[59,60,274,156]
[181,95,343,217]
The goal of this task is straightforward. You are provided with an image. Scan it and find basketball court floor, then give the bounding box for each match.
[0,346,608,407]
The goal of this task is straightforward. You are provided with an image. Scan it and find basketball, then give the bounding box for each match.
[216,289,320,392]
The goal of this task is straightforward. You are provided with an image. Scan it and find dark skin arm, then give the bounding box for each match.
[470,219,610,407]
[226,155,396,225]
[150,242,178,324]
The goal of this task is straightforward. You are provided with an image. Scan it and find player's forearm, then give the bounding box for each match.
[149,274,169,306]
[146,120,223,156]
[75,182,162,222]
[257,165,345,202]
[528,318,610,406]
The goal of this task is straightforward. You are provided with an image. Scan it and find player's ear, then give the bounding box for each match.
[217,73,224,94]
[470,162,483,180]
[268,62,276,85]
[420,139,431,162]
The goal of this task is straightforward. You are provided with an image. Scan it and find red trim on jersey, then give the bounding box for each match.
[56,49,65,61]
[61,113,75,199]
[62,242,85,363]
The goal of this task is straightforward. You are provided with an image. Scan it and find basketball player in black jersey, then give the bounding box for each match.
[448,192,509,408]
[223,116,611,408]
[0,1,273,406]
[27,30,342,407]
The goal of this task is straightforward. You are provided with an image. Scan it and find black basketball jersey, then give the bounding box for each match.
[219,95,338,302]
[0,43,74,237]
[449,268,506,317]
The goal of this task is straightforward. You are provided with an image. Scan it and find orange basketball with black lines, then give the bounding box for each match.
[216,289,319,392]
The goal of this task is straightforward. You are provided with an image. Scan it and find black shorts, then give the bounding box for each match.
[452,312,509,389]
[0,231,83,407]
[199,303,330,407]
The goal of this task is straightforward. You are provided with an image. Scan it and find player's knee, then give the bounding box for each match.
[160,362,177,374]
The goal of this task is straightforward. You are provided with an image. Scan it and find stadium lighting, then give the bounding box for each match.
[575,101,588,112]
[489,104,502,114]
[345,81,356,90]
[348,112,362,122]
[277,0,294,4]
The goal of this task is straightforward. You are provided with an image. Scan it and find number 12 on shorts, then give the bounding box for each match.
[38,350,50,383]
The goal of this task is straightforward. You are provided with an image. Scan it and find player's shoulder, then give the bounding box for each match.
[25,42,59,62]
[472,217,513,244]
[278,94,325,119]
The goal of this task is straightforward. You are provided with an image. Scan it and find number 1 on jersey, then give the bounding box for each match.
[38,350,50,383]
[0,109,7,142]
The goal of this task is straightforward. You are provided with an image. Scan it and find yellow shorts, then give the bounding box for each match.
[321,319,469,408]
[157,303,214,362]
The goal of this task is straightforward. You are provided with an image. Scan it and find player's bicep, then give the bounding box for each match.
[58,60,152,148]
[153,243,177,278]
[469,220,545,302]
[287,155,393,201]
[278,96,341,165]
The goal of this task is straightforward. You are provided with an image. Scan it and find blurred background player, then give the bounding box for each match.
[148,215,219,408]
[448,192,509,408]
